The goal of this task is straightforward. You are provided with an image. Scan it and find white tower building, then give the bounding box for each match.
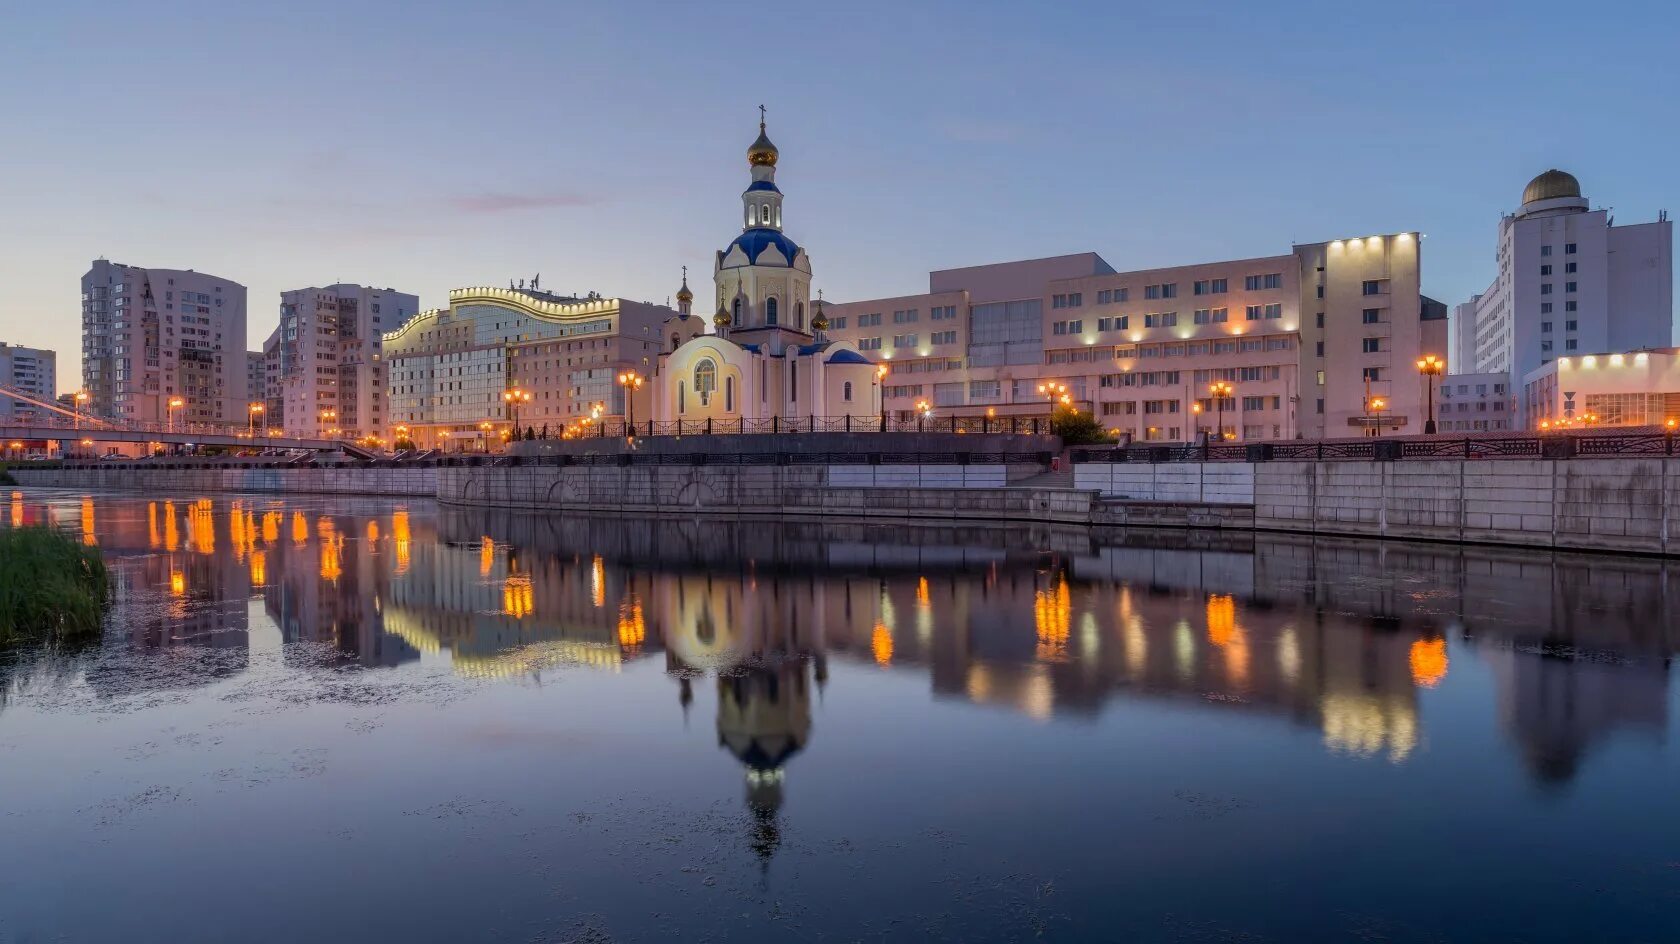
[1467,170,1672,423]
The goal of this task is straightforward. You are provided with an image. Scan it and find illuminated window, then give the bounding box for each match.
[693,359,717,405]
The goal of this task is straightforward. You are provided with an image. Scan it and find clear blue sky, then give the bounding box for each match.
[2,0,1675,393]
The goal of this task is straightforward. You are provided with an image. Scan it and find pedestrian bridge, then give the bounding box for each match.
[0,383,356,454]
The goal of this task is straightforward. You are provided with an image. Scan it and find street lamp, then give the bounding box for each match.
[1209,381,1234,441]
[167,396,185,433]
[503,387,531,430]
[73,390,89,430]
[1364,396,1387,437]
[479,420,495,452]
[618,371,644,435]
[247,402,265,438]
[1416,354,1444,434]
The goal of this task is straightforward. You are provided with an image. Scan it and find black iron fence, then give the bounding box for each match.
[534,414,1052,438]
[1071,431,1679,464]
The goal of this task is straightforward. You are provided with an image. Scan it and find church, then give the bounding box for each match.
[651,115,881,427]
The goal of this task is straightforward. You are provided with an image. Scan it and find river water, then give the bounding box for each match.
[1,489,1676,943]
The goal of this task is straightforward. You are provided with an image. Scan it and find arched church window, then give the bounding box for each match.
[761,203,771,225]
[766,297,778,325]
[795,301,804,328]
[732,298,742,323]
[694,358,717,406]
[774,205,781,227]
[747,204,757,226]
[725,376,735,412]
[844,381,853,402]
[678,381,686,414]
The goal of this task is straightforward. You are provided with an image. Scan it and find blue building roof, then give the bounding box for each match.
[745,181,781,193]
[722,228,801,267]
[825,349,872,365]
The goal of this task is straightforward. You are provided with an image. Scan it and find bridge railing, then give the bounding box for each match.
[525,414,1055,439]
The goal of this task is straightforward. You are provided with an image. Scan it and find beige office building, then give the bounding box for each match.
[383,286,685,449]
[824,236,1440,441]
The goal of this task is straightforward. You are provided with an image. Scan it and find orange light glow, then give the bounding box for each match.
[871,620,894,667]
[617,599,646,650]
[1034,575,1071,663]
[590,555,606,608]
[502,575,534,618]
[249,549,267,587]
[169,569,186,597]
[1409,638,1449,688]
[480,536,495,577]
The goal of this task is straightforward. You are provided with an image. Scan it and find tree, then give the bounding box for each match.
[393,437,416,452]
[524,426,536,441]
[1049,404,1113,446]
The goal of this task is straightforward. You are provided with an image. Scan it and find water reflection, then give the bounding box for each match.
[4,491,1676,797]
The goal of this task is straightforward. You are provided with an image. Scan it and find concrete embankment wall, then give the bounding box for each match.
[437,464,1093,523]
[1078,457,1680,555]
[10,465,437,497]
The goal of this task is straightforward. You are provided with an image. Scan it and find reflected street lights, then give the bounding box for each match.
[1417,354,1444,434]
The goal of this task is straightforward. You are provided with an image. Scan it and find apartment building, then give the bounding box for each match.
[383,286,681,449]
[270,284,418,439]
[1436,372,1515,433]
[824,235,1436,442]
[80,260,248,425]
[0,342,56,422]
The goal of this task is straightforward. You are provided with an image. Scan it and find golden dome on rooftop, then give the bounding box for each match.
[714,304,732,328]
[676,275,693,304]
[748,122,778,167]
[1522,169,1581,206]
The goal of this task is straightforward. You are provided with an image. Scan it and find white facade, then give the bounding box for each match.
[652,118,881,427]
[0,342,56,422]
[1452,295,1483,372]
[1465,171,1673,424]
[80,260,249,425]
[1523,348,1680,429]
[273,284,417,439]
[1435,371,1514,433]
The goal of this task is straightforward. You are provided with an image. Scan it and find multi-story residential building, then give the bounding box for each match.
[825,235,1437,441]
[1452,295,1483,372]
[1435,372,1515,433]
[1464,170,1672,424]
[383,286,686,449]
[80,260,249,426]
[0,342,56,422]
[245,351,265,425]
[1523,348,1680,429]
[272,284,417,439]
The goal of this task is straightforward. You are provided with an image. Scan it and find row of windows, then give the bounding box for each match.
[893,309,919,323]
[1538,263,1578,275]
[930,306,958,321]
[1539,301,1579,313]
[1538,243,1579,256]
[1243,274,1282,291]
[1540,340,1580,352]
[1245,304,1283,321]
[1539,320,1579,332]
[1538,282,1579,295]
[1051,293,1083,309]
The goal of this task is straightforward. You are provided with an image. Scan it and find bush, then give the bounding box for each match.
[0,465,14,486]
[393,437,416,452]
[0,527,110,645]
[1050,405,1115,446]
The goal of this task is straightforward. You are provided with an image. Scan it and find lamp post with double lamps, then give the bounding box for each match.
[618,371,644,436]
[1417,355,1445,434]
[247,402,264,438]
[1209,381,1234,441]
[167,396,185,433]
[503,387,531,432]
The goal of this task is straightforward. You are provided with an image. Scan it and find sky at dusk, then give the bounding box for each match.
[2,0,1676,393]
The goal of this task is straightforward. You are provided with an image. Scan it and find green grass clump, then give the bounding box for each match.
[0,527,110,644]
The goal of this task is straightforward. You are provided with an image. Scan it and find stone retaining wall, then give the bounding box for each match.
[9,465,437,497]
[437,465,1093,523]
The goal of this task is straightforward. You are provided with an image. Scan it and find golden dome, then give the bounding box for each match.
[714,304,732,328]
[809,293,828,331]
[1522,169,1581,205]
[676,277,693,304]
[748,122,778,167]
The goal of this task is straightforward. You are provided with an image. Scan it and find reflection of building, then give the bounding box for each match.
[259,508,419,668]
[661,573,822,865]
[1487,642,1668,786]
